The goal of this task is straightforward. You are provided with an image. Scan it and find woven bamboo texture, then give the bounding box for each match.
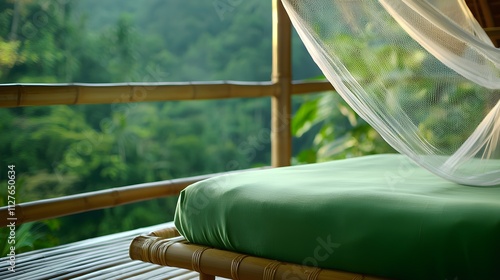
[129,227,388,280]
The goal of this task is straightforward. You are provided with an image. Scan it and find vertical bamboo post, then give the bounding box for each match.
[271,0,292,167]
[477,0,495,27]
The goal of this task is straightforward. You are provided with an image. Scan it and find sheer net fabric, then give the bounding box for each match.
[282,0,499,186]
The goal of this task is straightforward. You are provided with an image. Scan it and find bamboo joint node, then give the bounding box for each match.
[74,86,80,104]
[192,247,210,273]
[263,261,281,280]
[230,254,248,280]
[140,236,156,263]
[16,85,23,106]
[150,238,176,266]
[307,267,322,280]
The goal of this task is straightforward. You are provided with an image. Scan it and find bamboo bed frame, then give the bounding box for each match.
[129,226,387,280]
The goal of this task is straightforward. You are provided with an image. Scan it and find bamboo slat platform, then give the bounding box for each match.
[0,222,227,280]
[130,226,387,280]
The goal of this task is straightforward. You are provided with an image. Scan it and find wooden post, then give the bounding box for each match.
[477,0,495,28]
[271,0,292,167]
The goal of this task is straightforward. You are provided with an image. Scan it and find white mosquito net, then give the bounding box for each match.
[282,0,500,186]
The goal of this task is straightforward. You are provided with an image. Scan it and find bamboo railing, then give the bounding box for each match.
[0,175,202,228]
[0,2,498,229]
[0,80,332,108]
[0,81,273,107]
[0,0,299,228]
[0,168,268,228]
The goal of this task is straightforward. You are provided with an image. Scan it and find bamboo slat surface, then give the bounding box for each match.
[130,226,388,280]
[0,221,228,280]
[0,167,268,228]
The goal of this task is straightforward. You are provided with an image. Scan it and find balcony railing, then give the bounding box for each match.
[0,0,322,228]
[0,0,499,229]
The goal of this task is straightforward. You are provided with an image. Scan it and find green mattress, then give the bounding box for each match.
[174,154,500,280]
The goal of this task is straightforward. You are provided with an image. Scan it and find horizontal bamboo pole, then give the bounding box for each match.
[0,80,334,108]
[0,81,273,108]
[0,177,198,228]
[0,168,267,227]
[0,28,497,108]
[292,80,333,94]
[485,27,500,37]
[130,233,387,280]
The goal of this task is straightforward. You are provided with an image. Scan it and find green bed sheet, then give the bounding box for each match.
[174,154,500,280]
